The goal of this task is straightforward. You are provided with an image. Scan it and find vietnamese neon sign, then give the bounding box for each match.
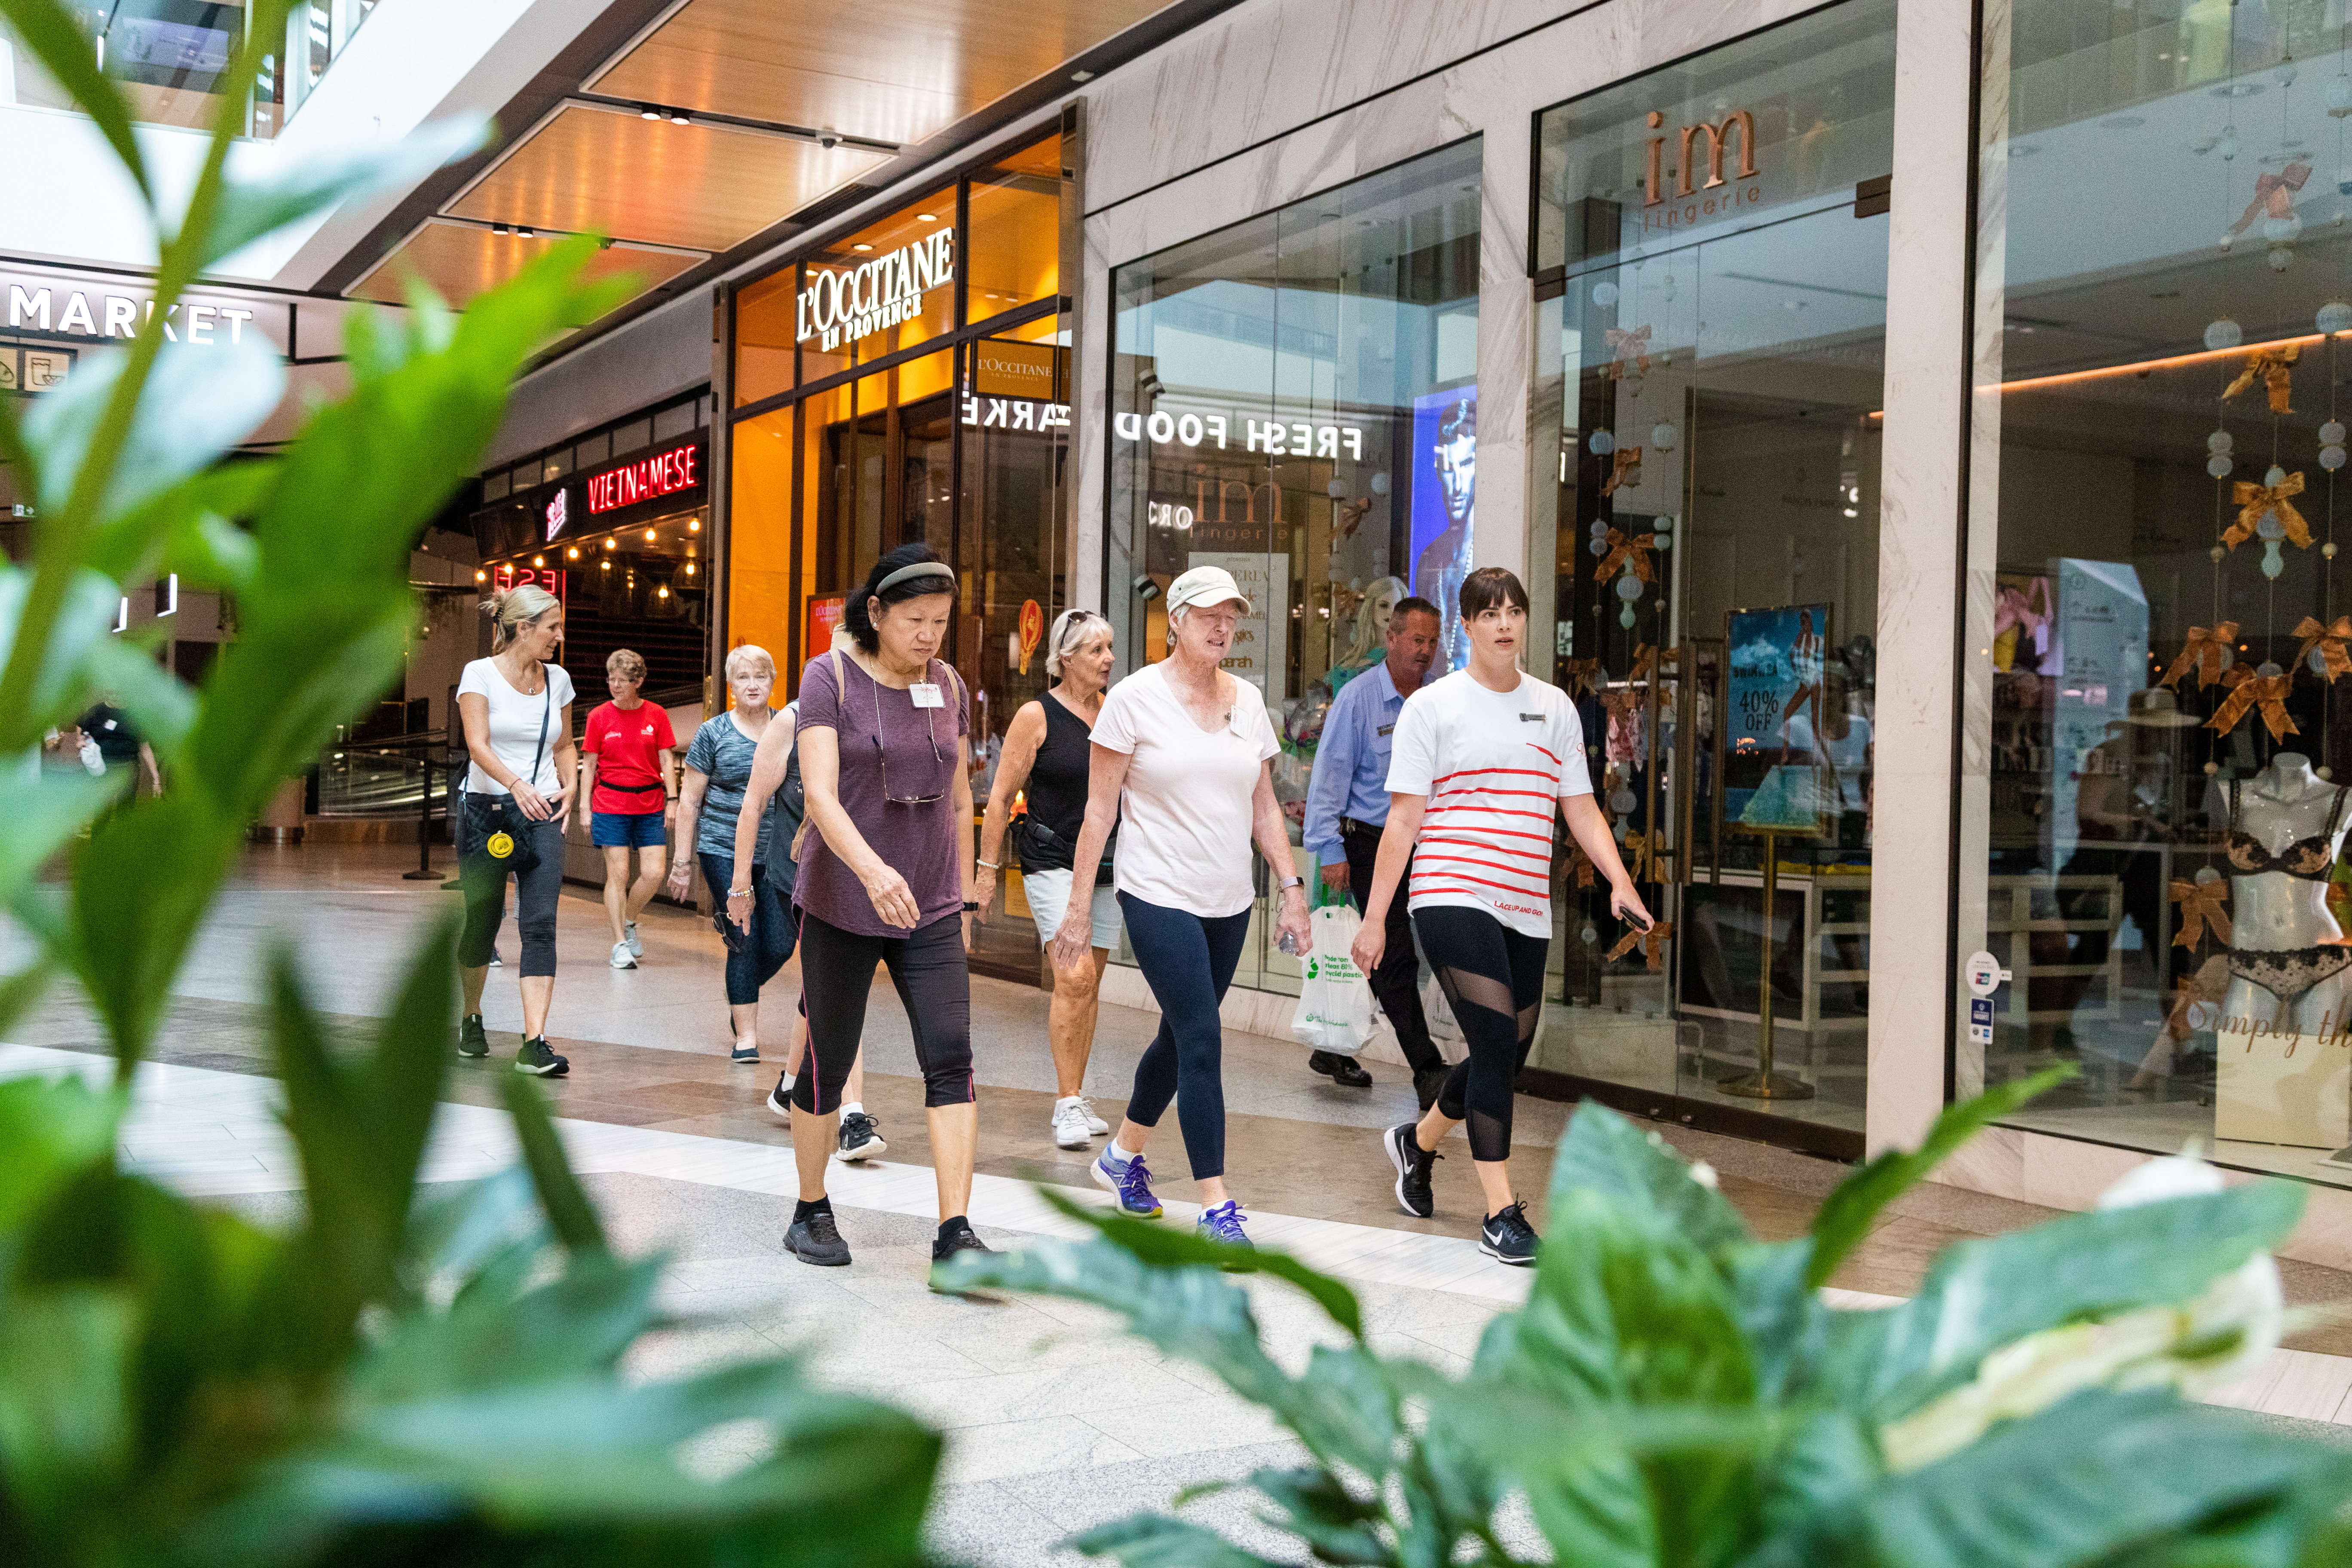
[586,443,700,515]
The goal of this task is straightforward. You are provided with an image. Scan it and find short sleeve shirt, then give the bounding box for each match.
[457,659,575,796]
[584,701,676,814]
[1386,669,1591,938]
[1092,663,1280,919]
[683,712,772,859]
[792,652,970,937]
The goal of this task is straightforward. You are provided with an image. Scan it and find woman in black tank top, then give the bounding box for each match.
[977,610,1122,1151]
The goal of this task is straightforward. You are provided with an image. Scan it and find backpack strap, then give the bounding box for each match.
[788,650,849,865]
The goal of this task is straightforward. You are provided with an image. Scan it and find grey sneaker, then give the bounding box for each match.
[514,1037,570,1077]
[625,919,643,957]
[785,1209,851,1267]
[835,1111,885,1162]
[457,1013,489,1059]
[1479,1201,1539,1267]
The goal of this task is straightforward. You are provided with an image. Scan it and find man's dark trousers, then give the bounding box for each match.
[1341,821,1444,1078]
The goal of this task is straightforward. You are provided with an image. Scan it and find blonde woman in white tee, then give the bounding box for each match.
[1054,566,1313,1250]
[1353,567,1649,1265]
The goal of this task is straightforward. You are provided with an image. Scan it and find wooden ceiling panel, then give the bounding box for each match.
[346,222,699,309]
[592,0,1171,145]
[447,104,889,253]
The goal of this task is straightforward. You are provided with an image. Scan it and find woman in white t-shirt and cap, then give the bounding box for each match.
[1055,566,1312,1249]
[1353,567,1650,1265]
[453,585,581,1078]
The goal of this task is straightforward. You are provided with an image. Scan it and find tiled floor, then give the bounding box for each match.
[11,843,2352,1562]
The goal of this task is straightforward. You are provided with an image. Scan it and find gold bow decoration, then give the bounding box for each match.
[1594,527,1657,582]
[2206,663,2301,742]
[2226,161,2313,239]
[1606,918,1675,972]
[2223,469,2311,551]
[1568,846,1596,888]
[2295,616,2352,682]
[2222,344,2300,415]
[1621,830,1656,883]
[1602,446,1645,496]
[2169,877,2233,949]
[1628,643,1678,685]
[2159,621,2240,690]
[2162,957,2233,1042]
[1604,324,1653,379]
[1560,657,1604,699]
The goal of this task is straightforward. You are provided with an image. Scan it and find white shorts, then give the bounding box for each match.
[1023,866,1123,951]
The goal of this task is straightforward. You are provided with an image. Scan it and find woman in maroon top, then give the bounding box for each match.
[732,542,985,1272]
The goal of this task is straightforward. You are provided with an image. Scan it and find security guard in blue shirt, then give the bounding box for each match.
[1302,595,1450,1109]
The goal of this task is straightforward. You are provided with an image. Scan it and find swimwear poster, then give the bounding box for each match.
[1724,604,1830,830]
[1409,385,1476,671]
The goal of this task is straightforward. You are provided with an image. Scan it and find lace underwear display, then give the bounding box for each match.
[2227,944,2352,1023]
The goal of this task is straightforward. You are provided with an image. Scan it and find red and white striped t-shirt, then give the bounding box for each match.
[1384,669,1591,938]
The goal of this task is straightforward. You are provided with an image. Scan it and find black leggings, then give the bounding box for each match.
[1413,904,1548,1163]
[1119,892,1253,1180]
[457,795,566,977]
[793,909,974,1113]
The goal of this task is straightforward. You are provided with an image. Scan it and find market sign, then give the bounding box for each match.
[796,231,955,352]
[586,441,699,515]
[6,279,257,345]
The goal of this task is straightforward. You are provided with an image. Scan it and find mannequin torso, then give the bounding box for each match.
[2228,753,2350,950]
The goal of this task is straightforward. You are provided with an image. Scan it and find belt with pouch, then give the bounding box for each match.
[1340,815,1386,837]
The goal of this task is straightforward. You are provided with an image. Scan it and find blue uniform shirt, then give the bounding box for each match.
[1303,660,1409,868]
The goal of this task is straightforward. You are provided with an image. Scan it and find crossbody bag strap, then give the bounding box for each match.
[529,679,551,793]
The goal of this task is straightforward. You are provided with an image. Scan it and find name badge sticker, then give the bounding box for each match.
[1375,723,1394,736]
[910,682,945,709]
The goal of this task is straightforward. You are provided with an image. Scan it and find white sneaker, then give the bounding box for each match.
[609,941,637,970]
[1052,1097,1093,1148]
[625,920,643,957]
[1073,1096,1109,1135]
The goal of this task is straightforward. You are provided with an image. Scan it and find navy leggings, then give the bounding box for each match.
[1118,892,1253,1180]
[1412,904,1549,1163]
[698,852,795,1006]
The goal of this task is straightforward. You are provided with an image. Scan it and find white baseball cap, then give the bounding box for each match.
[1165,565,1251,615]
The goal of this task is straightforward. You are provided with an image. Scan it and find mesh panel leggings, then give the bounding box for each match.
[1118,892,1253,1181]
[1412,904,1549,1163]
[791,909,974,1113]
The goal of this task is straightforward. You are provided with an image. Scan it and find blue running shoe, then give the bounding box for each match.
[1091,1148,1161,1217]
[1196,1200,1252,1250]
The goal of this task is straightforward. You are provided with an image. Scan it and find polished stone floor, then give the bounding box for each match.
[9,844,2352,1562]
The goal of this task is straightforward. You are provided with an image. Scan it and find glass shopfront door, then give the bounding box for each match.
[1530,0,1897,1152]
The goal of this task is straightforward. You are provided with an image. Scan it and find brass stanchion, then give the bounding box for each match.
[1719,826,1814,1100]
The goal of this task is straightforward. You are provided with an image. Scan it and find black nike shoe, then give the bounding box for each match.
[1383,1121,1440,1218]
[1479,1201,1540,1267]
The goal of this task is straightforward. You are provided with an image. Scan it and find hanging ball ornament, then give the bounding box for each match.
[2205,760,2222,775]
[2324,766,2338,781]
[2268,465,2288,487]
[1609,788,1638,814]
[1619,603,1637,628]
[2321,301,2352,334]
[2327,542,2341,559]
[2330,75,2352,116]
[2324,421,2347,446]
[2258,512,2287,540]
[1589,430,1616,456]
[2211,544,2229,562]
[2269,245,2295,272]
[2208,453,2236,477]
[1591,282,1620,307]
[2195,864,2223,886]
[1590,519,1611,539]
[1650,422,1679,452]
[2263,539,2287,579]
[1580,924,1599,946]
[1589,536,1610,557]
[1616,573,1644,601]
[2205,317,2245,350]
[2323,444,2346,470]
[2209,429,2236,454]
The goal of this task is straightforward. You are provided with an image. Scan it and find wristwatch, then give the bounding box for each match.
[962,900,980,912]
[1279,875,1304,891]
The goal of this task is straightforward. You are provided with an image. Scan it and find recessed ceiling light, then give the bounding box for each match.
[917,213,936,221]
[518,227,536,239]
[852,242,873,251]
[670,110,689,124]
[491,222,510,235]
[640,105,661,120]
[1071,69,1094,82]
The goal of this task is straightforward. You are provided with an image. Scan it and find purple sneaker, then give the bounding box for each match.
[1090,1148,1162,1218]
[1196,1200,1252,1250]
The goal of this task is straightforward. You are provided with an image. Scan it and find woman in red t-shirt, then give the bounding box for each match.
[578,649,678,970]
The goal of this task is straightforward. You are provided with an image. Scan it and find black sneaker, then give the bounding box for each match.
[834,1111,886,1163]
[1383,1121,1440,1218]
[1308,1049,1373,1088]
[457,1013,489,1059]
[765,1075,794,1121]
[785,1209,851,1267]
[514,1037,569,1077]
[1412,1066,1452,1114]
[731,1041,760,1065]
[1479,1201,1539,1267]
[931,1218,993,1264]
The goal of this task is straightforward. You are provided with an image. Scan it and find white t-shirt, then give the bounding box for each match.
[458,657,575,796]
[1092,662,1280,918]
[1386,668,1592,938]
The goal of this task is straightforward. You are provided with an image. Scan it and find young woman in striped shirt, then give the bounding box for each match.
[1351,567,1651,1265]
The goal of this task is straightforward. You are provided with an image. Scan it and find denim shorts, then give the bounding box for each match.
[1023,866,1123,950]
[591,809,667,848]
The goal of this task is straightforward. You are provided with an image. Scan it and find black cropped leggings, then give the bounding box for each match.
[456,796,565,977]
[1412,904,1549,1163]
[791,908,974,1114]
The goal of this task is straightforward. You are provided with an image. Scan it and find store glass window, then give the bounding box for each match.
[1963,1,2352,1183]
[1529,0,1895,1146]
[731,403,797,667]
[800,186,959,382]
[1106,138,1482,996]
[967,134,1063,326]
[735,267,799,407]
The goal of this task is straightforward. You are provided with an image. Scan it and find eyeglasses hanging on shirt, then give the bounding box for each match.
[875,665,949,806]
